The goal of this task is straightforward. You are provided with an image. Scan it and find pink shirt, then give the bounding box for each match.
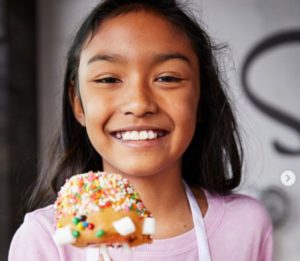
[9,189,273,261]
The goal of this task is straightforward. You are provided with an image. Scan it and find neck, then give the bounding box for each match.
[121,164,194,239]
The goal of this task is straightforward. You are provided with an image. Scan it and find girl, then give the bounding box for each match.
[9,0,273,260]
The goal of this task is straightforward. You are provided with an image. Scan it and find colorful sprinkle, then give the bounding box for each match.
[54,172,152,222]
[96,229,105,237]
[76,222,84,231]
[79,215,87,221]
[87,223,95,230]
[72,230,80,238]
[72,217,80,225]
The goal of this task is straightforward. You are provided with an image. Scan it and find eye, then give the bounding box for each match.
[156,76,183,83]
[94,77,121,84]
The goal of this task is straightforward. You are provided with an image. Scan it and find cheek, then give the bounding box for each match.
[169,88,199,150]
[81,94,110,134]
[177,103,198,141]
[172,88,199,126]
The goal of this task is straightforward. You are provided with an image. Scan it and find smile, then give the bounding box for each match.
[111,130,168,141]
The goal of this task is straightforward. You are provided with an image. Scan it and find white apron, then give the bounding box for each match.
[184,182,212,261]
[86,183,212,261]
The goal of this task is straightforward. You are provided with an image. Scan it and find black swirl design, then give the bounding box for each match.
[241,30,300,155]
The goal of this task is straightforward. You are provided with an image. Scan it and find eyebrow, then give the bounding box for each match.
[87,52,192,66]
[88,54,124,64]
[154,53,191,65]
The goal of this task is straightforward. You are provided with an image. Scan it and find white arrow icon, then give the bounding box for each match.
[280,170,296,186]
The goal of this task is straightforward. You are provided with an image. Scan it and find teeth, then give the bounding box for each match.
[123,132,131,140]
[115,130,164,141]
[148,130,156,139]
[131,131,140,140]
[139,130,148,140]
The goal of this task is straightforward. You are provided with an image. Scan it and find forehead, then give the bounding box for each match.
[80,10,197,64]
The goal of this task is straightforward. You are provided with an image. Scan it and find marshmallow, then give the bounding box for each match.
[142,217,156,235]
[53,226,76,246]
[112,216,136,236]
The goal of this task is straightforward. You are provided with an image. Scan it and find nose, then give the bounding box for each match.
[120,79,158,117]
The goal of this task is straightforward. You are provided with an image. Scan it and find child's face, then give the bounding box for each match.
[74,11,200,178]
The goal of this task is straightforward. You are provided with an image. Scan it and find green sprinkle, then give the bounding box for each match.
[72,217,80,225]
[72,230,80,238]
[96,229,105,238]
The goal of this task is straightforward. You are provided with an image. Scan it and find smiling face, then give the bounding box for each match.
[73,10,200,179]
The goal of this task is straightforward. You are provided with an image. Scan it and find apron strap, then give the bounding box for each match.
[184,182,212,261]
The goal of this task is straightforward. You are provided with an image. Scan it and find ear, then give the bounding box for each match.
[69,82,86,127]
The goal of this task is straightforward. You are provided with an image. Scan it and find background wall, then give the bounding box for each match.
[194,1,300,260]
[3,0,299,260]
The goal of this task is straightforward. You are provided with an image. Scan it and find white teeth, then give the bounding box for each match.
[130,131,140,140]
[123,132,131,140]
[139,130,148,140]
[148,130,156,139]
[115,130,163,141]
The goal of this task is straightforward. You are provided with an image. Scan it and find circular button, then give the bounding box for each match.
[280,170,296,186]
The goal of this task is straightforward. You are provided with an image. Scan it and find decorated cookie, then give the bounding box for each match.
[53,171,155,254]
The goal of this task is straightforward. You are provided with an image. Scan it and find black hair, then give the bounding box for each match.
[29,0,243,210]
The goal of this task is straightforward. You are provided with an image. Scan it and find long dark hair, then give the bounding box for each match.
[29,0,243,210]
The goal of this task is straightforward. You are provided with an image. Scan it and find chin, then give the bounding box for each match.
[102,154,180,178]
[117,167,161,178]
[104,163,166,179]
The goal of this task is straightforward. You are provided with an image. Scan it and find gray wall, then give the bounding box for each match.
[197,1,300,260]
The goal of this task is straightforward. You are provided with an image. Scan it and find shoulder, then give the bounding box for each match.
[223,192,272,228]
[10,204,55,241]
[203,190,273,260]
[204,189,273,236]
[14,204,55,234]
[8,205,59,260]
[25,204,55,221]
[22,205,56,234]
